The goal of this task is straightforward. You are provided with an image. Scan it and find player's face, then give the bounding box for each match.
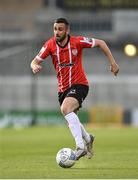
[54,23,68,42]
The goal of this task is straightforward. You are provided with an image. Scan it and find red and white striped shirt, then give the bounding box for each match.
[36,35,95,92]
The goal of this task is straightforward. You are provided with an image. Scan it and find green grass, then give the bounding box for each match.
[0,125,138,179]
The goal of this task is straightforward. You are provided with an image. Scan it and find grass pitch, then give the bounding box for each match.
[0,125,138,179]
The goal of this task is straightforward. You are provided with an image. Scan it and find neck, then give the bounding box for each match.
[58,35,69,47]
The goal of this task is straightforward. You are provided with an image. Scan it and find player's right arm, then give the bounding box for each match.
[31,58,42,74]
[30,42,50,74]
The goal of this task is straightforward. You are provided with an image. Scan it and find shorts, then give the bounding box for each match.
[58,84,89,108]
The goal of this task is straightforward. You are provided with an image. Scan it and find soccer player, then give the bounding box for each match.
[30,18,119,160]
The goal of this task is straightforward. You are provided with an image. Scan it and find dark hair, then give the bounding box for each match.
[54,18,69,26]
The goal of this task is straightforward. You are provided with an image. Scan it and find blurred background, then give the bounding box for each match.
[0,0,138,128]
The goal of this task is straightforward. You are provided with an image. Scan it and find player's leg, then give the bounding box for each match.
[75,110,95,159]
[60,97,87,160]
[74,109,91,143]
[80,121,95,158]
[80,123,91,143]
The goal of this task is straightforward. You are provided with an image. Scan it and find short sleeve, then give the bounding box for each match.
[35,41,50,61]
[78,36,95,48]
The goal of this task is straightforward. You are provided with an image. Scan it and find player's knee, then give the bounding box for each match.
[60,105,72,116]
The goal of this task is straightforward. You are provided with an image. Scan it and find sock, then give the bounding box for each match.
[65,112,85,149]
[80,123,91,143]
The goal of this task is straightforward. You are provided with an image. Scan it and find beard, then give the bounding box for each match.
[56,33,66,43]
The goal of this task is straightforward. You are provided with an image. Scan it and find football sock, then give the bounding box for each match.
[65,112,85,149]
[80,123,91,143]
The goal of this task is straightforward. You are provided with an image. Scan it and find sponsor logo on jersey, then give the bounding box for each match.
[58,62,75,67]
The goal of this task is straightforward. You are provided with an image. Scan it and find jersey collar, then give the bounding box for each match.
[56,35,70,48]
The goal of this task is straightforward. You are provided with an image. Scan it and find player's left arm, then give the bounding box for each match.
[94,39,119,76]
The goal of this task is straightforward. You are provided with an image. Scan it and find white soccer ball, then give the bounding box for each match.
[56,148,76,168]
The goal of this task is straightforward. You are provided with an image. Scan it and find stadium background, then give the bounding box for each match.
[0,0,138,127]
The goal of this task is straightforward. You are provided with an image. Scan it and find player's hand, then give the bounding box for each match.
[110,62,119,76]
[31,64,42,74]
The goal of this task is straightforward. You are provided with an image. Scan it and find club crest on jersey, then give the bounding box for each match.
[72,49,78,56]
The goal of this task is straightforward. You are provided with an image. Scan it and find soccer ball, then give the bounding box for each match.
[56,148,76,168]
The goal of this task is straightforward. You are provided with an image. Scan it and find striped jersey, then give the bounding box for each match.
[36,35,95,92]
